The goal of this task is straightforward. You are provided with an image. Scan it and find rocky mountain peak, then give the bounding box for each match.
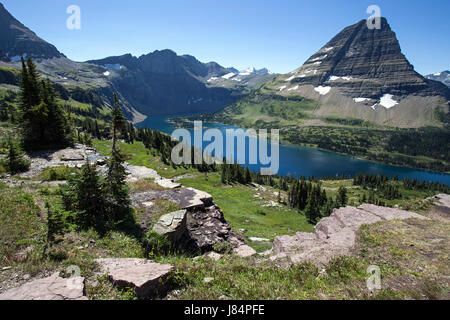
[426,70,450,87]
[0,2,64,60]
[283,17,447,100]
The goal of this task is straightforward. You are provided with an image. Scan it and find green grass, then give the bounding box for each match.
[34,166,80,181]
[0,183,45,266]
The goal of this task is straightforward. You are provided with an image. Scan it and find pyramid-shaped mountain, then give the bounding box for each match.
[220,18,449,127]
[282,18,448,100]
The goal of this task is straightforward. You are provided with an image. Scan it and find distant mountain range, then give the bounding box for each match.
[0,2,447,128]
[425,71,450,87]
[0,2,274,121]
[215,18,449,128]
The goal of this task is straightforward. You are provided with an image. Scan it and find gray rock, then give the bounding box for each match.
[155,178,182,189]
[0,272,86,300]
[152,210,187,243]
[203,251,222,261]
[233,245,257,258]
[95,258,174,298]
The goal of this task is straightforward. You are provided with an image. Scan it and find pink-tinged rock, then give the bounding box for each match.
[431,194,450,215]
[95,258,174,298]
[358,204,428,220]
[333,206,382,229]
[0,272,86,300]
[269,205,428,267]
[233,245,257,258]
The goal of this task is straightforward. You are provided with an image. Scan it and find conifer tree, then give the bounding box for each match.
[106,94,131,223]
[337,186,348,207]
[5,136,30,174]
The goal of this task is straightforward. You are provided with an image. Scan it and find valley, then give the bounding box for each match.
[0,1,448,303]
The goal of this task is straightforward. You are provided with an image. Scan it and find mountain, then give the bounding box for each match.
[0,3,64,60]
[86,50,244,116]
[0,3,275,121]
[215,18,449,128]
[426,71,450,87]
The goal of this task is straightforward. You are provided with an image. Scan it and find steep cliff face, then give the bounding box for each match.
[0,3,64,60]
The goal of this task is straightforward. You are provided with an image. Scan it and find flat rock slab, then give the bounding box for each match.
[178,188,213,209]
[431,194,450,215]
[271,205,428,267]
[95,258,174,298]
[131,187,213,210]
[19,144,101,178]
[125,164,160,182]
[0,272,86,300]
[155,178,182,189]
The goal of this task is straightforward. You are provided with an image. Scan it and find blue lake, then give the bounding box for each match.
[136,114,450,185]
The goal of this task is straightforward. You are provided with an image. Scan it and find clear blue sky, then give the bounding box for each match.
[2,0,449,75]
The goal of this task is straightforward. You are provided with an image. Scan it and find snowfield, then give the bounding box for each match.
[222,73,235,79]
[314,86,331,95]
[353,98,369,103]
[379,94,399,109]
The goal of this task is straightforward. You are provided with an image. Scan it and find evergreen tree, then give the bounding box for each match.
[337,186,348,207]
[106,94,131,224]
[244,165,251,184]
[5,136,30,174]
[18,57,73,149]
[61,160,107,231]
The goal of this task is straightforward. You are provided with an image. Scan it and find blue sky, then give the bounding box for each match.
[2,0,449,75]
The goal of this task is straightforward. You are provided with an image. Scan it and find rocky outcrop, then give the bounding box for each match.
[135,186,244,252]
[186,205,245,251]
[95,258,174,298]
[0,272,86,300]
[269,205,428,267]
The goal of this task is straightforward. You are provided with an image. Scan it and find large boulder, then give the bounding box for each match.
[0,272,86,300]
[152,210,187,243]
[185,205,245,252]
[95,258,174,298]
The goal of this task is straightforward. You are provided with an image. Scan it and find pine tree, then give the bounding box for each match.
[61,160,107,231]
[337,186,348,207]
[18,57,73,149]
[5,136,30,174]
[244,165,251,184]
[106,94,131,224]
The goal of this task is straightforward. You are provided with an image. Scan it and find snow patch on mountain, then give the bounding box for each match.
[379,94,398,109]
[314,86,331,95]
